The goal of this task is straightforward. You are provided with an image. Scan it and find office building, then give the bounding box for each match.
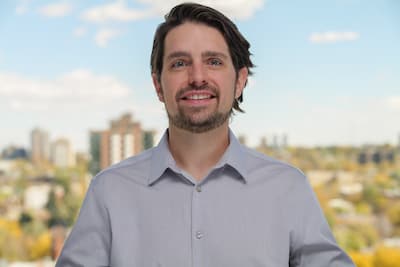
[31,127,50,165]
[51,138,76,168]
[89,113,155,174]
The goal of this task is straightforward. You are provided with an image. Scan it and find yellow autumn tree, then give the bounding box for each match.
[349,251,373,267]
[0,218,27,260]
[29,231,52,260]
[373,245,400,267]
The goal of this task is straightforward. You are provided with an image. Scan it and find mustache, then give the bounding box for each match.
[175,84,219,101]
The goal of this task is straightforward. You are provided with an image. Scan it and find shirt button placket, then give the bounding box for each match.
[192,183,203,267]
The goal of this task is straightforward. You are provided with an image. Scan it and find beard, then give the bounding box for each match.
[167,107,231,133]
[165,84,234,133]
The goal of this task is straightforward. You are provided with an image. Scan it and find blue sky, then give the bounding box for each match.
[0,0,399,152]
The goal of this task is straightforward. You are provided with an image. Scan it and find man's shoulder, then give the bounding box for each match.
[93,147,156,186]
[241,146,306,182]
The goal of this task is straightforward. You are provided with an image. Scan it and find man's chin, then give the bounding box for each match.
[168,113,230,133]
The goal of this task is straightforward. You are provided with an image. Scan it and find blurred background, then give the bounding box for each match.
[0,0,399,266]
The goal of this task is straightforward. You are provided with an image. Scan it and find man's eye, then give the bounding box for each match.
[171,60,186,68]
[208,58,222,66]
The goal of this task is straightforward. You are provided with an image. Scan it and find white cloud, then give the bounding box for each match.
[95,28,121,47]
[81,0,264,47]
[81,1,153,23]
[309,31,360,44]
[137,0,265,19]
[0,70,132,110]
[73,26,88,37]
[38,2,73,17]
[0,70,165,151]
[81,0,264,24]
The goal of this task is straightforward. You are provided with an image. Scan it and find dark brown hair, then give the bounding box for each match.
[150,2,254,113]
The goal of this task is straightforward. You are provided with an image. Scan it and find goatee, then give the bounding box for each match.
[167,84,233,133]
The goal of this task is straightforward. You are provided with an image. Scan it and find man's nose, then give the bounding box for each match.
[189,61,207,87]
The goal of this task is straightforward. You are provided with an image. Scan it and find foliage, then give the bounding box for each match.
[335,224,378,252]
[0,218,26,261]
[349,251,373,267]
[28,231,51,259]
[373,246,400,267]
[19,211,33,227]
[387,202,400,227]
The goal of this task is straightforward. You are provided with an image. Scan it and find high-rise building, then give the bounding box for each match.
[89,131,102,175]
[31,127,50,165]
[51,138,75,168]
[143,130,156,150]
[272,135,279,149]
[282,134,288,148]
[89,113,154,174]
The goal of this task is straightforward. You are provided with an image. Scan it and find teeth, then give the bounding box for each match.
[187,94,211,100]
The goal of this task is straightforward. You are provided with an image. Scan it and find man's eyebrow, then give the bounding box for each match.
[166,51,190,60]
[202,51,228,59]
[165,51,229,60]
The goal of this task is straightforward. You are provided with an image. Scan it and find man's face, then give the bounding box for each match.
[152,22,248,133]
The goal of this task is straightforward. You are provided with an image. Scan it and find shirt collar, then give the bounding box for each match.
[148,130,176,185]
[147,128,249,186]
[216,129,248,182]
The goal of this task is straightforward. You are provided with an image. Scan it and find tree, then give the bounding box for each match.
[387,202,400,227]
[28,231,51,260]
[373,246,400,267]
[349,252,373,267]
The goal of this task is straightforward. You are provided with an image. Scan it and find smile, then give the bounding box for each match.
[184,94,213,100]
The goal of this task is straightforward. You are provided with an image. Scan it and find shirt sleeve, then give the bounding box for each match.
[55,178,111,267]
[288,173,355,267]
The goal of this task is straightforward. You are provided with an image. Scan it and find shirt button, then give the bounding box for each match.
[195,185,202,192]
[195,231,204,239]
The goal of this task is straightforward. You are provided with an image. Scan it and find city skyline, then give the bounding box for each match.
[1,0,399,151]
[2,117,399,157]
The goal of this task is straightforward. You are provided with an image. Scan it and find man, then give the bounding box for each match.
[56,3,355,267]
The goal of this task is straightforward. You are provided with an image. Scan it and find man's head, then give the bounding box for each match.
[151,2,254,114]
[151,3,254,133]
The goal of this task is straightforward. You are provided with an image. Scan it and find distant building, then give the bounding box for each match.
[143,130,156,150]
[1,145,28,160]
[51,138,76,168]
[259,134,288,150]
[89,113,156,174]
[358,147,396,165]
[31,127,50,164]
[89,131,102,175]
[24,184,52,210]
[272,135,278,149]
[282,134,288,148]
[259,136,268,149]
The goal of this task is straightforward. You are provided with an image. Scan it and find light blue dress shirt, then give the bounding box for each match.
[56,130,355,267]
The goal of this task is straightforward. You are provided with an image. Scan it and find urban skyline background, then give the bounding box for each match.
[1,0,399,152]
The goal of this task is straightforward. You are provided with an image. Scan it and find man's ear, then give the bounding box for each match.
[235,67,248,99]
[152,73,164,102]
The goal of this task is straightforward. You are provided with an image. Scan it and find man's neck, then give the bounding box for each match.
[168,123,230,181]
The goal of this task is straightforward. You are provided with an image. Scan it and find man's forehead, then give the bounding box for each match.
[163,22,229,57]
